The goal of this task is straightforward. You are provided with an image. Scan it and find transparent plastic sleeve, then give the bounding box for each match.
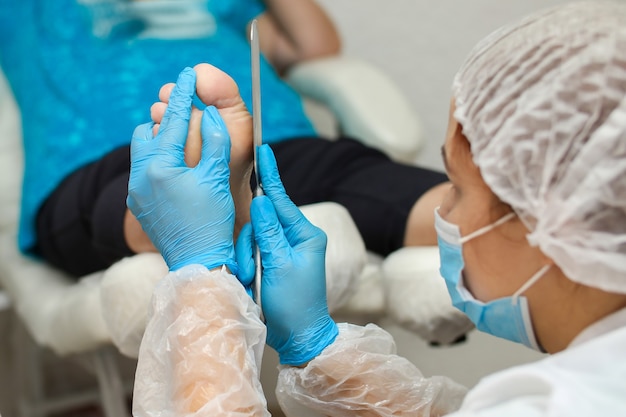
[132,265,270,417]
[276,323,468,417]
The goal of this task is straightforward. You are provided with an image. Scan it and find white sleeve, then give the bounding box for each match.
[132,264,270,417]
[276,323,468,417]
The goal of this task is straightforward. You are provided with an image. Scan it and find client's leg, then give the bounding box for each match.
[403,181,450,247]
[269,137,450,256]
[37,146,138,277]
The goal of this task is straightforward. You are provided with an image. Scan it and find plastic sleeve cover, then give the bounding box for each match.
[276,322,468,417]
[132,264,271,417]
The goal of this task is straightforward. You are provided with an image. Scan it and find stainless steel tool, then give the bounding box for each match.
[250,19,264,321]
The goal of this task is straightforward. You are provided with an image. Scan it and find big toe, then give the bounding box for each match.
[194,63,244,110]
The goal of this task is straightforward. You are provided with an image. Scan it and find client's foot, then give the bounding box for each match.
[151,63,254,237]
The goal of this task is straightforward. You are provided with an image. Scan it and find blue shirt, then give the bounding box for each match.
[0,0,316,253]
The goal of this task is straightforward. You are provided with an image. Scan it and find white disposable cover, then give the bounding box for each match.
[452,1,626,294]
[132,265,270,417]
[276,323,468,417]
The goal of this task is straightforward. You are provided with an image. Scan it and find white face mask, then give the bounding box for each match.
[434,207,550,351]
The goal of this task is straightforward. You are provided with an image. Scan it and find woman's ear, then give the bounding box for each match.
[446,98,473,165]
[450,122,475,171]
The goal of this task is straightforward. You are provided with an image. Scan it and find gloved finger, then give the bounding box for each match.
[159,68,195,133]
[235,222,255,288]
[250,196,293,277]
[197,106,231,174]
[156,67,196,166]
[128,122,157,208]
[257,144,321,245]
[130,122,157,163]
[257,145,306,226]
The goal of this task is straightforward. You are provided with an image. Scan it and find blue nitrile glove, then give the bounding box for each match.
[235,144,338,366]
[127,67,237,273]
[234,222,256,299]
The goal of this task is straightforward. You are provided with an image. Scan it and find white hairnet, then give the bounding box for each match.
[452,1,626,294]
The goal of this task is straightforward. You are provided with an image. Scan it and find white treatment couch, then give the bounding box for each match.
[0,57,472,417]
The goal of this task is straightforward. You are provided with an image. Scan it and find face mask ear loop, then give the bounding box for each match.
[459,212,517,244]
[511,264,552,305]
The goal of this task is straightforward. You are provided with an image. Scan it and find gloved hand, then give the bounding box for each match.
[127,67,237,273]
[236,144,338,366]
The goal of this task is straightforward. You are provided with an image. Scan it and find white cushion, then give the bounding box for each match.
[286,56,423,164]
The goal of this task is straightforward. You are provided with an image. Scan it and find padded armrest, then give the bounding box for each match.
[286,56,423,164]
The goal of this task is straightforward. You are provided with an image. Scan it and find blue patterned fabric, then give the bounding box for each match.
[0,0,316,253]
